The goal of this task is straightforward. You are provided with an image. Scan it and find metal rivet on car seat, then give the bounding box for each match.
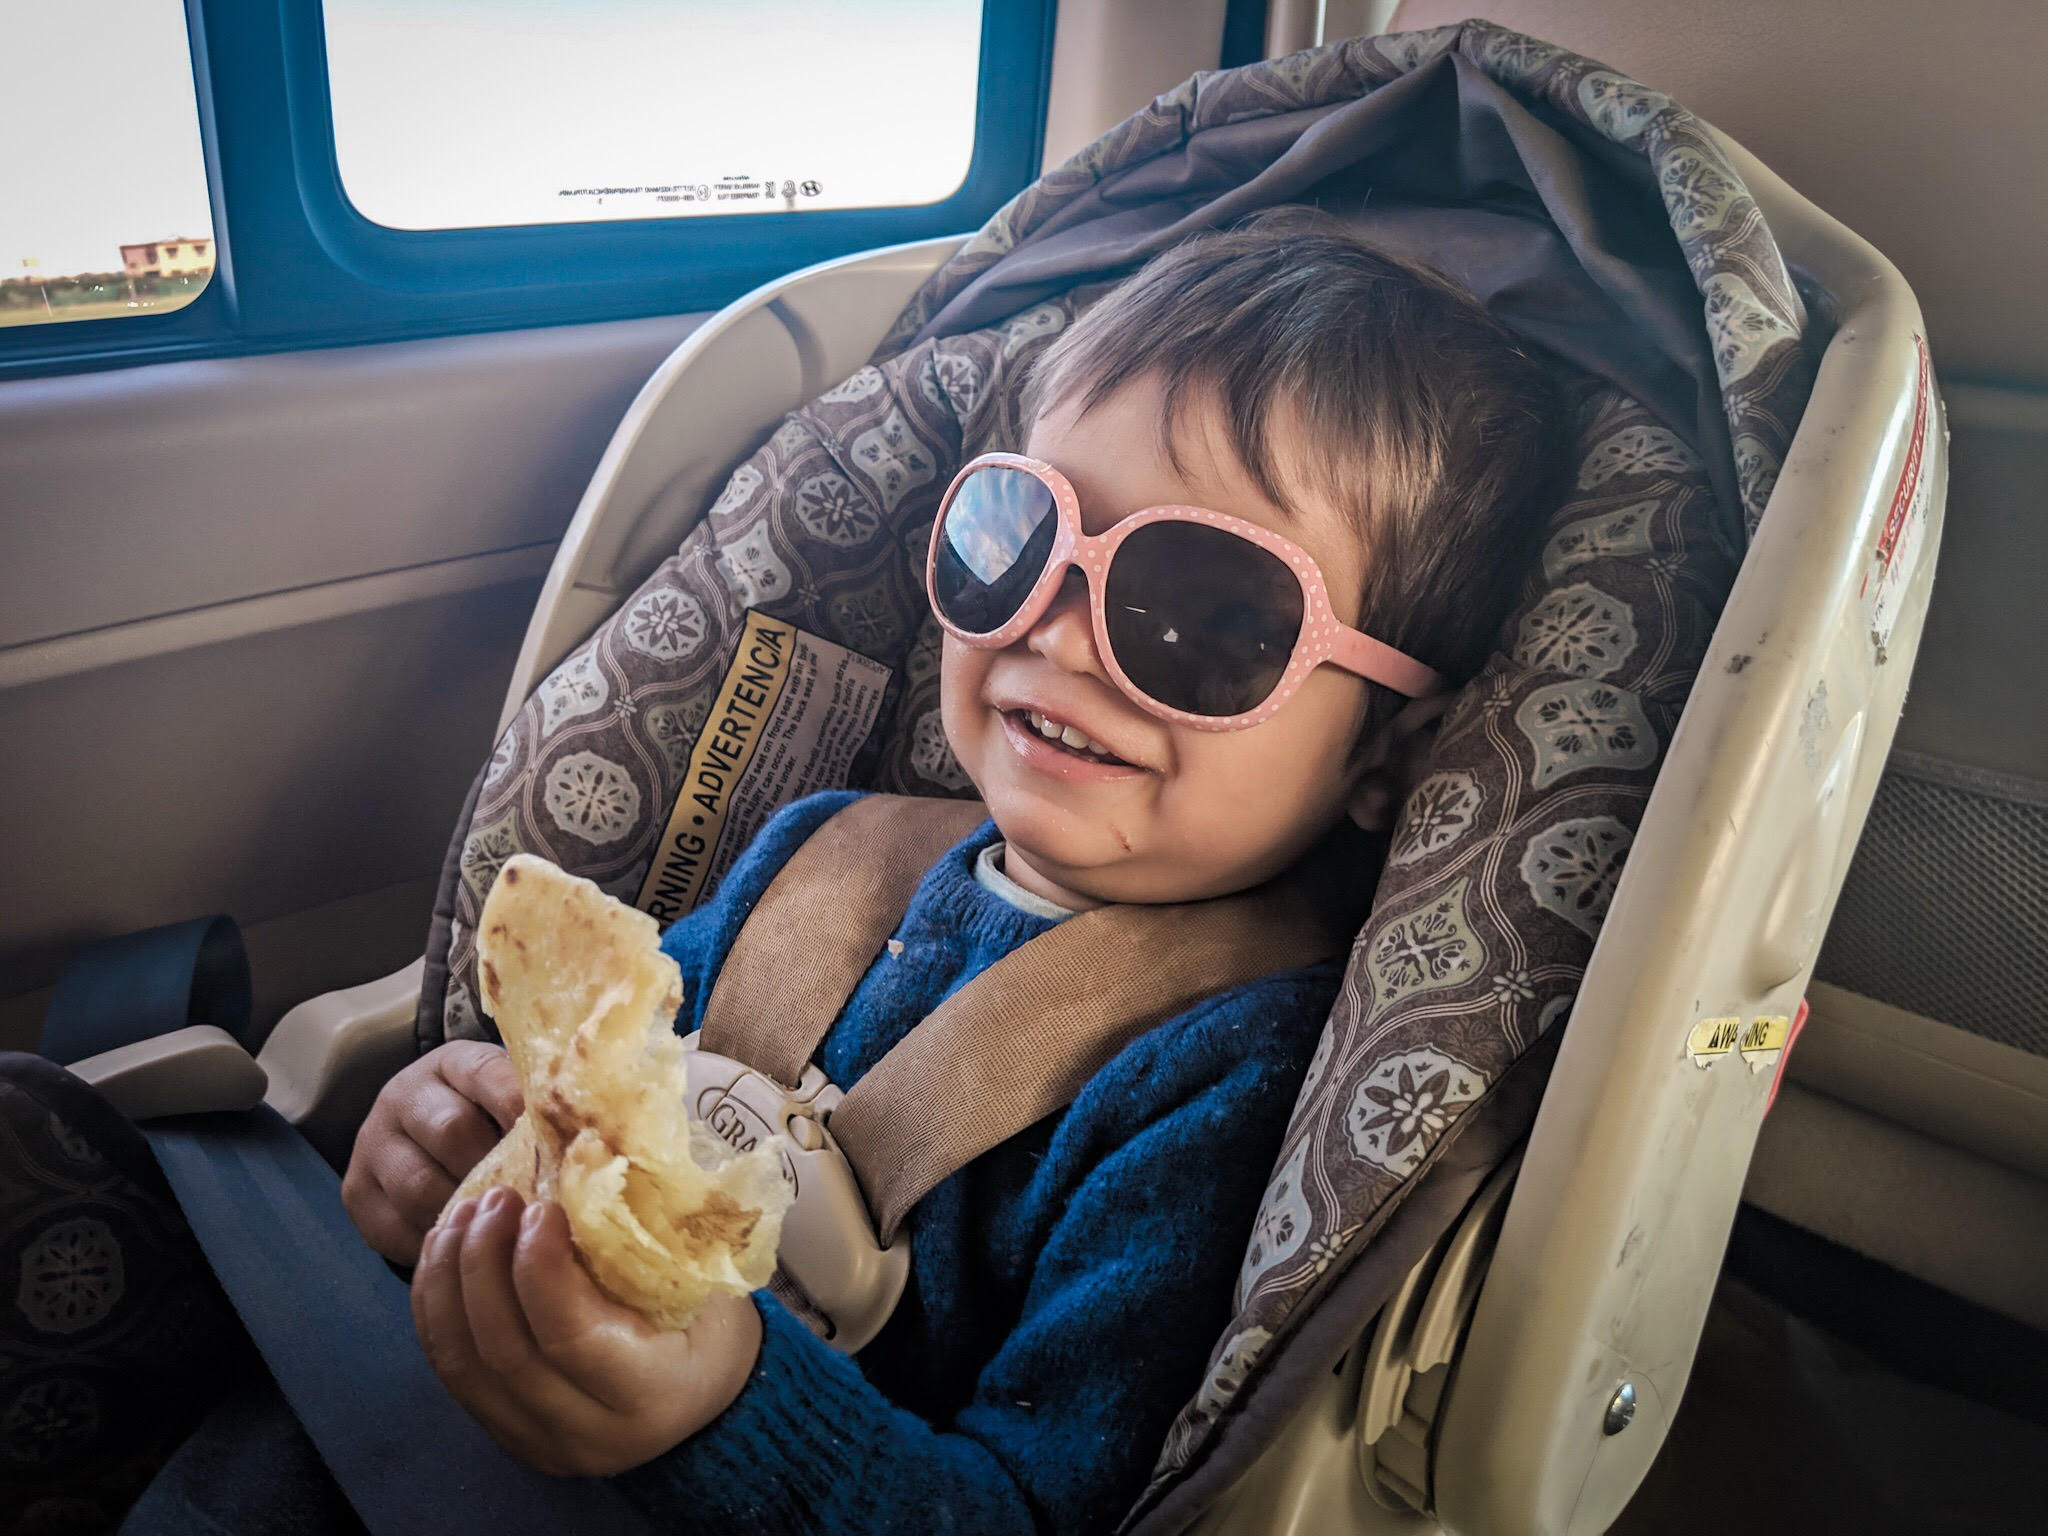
[1603,1382,1637,1435]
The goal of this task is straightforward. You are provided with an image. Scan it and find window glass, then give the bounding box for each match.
[324,1,988,232]
[0,3,215,329]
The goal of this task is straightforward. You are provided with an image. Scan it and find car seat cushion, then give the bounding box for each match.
[415,21,1813,1529]
[430,305,1082,1046]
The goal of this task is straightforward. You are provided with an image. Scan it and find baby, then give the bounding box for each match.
[343,213,1566,1533]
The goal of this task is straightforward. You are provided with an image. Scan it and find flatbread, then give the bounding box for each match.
[446,854,790,1330]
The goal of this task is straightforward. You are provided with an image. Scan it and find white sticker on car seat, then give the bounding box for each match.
[636,609,890,922]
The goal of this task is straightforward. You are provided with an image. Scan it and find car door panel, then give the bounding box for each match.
[0,314,703,1048]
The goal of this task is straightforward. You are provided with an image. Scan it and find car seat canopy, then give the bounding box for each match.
[415,21,1814,1530]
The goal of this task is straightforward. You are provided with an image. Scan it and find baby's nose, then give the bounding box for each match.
[1025,570,1104,674]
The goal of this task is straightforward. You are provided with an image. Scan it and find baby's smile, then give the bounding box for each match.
[981,657,1160,783]
[1003,708,1136,770]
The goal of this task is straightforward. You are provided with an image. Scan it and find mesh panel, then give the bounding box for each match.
[1816,751,2048,1056]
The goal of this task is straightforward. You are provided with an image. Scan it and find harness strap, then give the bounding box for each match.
[837,871,1350,1244]
[43,922,648,1536]
[698,794,988,1085]
[712,795,1358,1246]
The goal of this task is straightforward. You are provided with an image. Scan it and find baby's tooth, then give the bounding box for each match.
[1060,724,1090,750]
[1038,716,1062,739]
[1085,735,1110,757]
[1025,710,1043,731]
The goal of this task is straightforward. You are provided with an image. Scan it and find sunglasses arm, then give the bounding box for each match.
[1329,625,1447,700]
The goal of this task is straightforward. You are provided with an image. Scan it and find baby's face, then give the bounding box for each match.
[939,375,1380,907]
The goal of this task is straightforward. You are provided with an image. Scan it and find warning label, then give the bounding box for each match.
[1687,1015,1742,1066]
[636,610,890,923]
[1868,334,1934,649]
[1739,1014,1792,1071]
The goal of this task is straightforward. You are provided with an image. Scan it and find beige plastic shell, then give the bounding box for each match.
[1188,125,1945,1536]
[261,119,1943,1536]
[70,1025,269,1122]
[1428,126,1945,1536]
[1357,1152,1523,1512]
[259,958,426,1168]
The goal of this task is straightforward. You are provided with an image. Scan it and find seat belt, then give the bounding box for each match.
[42,921,651,1536]
[699,794,1359,1246]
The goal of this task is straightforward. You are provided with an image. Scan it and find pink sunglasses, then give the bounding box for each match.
[925,453,1445,731]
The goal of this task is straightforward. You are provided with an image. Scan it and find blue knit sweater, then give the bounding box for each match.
[621,791,1343,1535]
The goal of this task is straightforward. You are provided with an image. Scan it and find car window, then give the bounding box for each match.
[324,0,986,232]
[1,0,1051,377]
[0,0,214,329]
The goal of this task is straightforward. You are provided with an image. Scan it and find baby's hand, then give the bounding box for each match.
[412,1188,761,1476]
[343,1041,523,1264]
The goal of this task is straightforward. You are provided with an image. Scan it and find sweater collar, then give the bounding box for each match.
[972,842,1078,923]
[908,818,1067,952]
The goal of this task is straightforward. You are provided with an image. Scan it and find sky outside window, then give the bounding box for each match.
[324,0,987,231]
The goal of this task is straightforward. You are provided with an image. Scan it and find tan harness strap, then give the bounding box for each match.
[830,869,1353,1246]
[697,794,987,1086]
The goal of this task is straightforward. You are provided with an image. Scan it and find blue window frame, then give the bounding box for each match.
[1,0,1055,380]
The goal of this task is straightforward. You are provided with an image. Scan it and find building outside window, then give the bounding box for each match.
[121,239,216,279]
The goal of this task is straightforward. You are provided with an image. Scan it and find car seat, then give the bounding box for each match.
[66,21,1942,1536]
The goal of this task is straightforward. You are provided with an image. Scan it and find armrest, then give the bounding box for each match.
[69,1025,268,1121]
[258,957,425,1169]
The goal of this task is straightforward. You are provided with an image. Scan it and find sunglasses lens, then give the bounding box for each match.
[1105,522,1304,717]
[931,466,1059,634]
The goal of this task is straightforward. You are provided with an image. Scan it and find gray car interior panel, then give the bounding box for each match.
[1745,1082,2048,1333]
[0,315,703,1050]
[1040,0,1229,168]
[1789,982,2048,1184]
[0,316,698,648]
[0,585,532,1041]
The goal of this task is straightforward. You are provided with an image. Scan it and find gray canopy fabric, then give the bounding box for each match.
[881,22,1812,543]
[414,22,1815,1533]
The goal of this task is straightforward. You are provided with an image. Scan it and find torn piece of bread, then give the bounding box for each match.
[445,854,790,1330]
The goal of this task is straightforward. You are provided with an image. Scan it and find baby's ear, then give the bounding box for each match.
[1345,694,1452,833]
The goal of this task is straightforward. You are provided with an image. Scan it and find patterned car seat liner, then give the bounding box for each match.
[417,22,1813,1529]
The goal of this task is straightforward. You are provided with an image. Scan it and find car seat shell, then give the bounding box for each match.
[246,87,1943,1536]
[1430,126,1943,1536]
[1181,126,1945,1536]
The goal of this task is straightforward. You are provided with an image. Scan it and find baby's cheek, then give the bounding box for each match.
[1168,710,1356,867]
[936,640,993,784]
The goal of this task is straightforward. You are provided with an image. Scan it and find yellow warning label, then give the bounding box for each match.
[635,609,890,923]
[1687,1016,1742,1064]
[1740,1015,1792,1066]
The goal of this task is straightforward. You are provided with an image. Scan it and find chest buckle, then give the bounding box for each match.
[680,1032,909,1353]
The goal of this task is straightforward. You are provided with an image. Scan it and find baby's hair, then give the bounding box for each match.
[1023,208,1569,717]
